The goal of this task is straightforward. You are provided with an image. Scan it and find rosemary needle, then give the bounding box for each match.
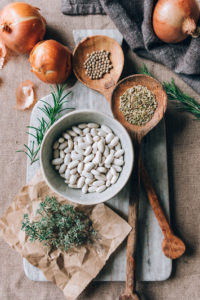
[17,84,74,164]
[140,64,200,120]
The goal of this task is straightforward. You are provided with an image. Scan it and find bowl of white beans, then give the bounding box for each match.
[40,110,134,205]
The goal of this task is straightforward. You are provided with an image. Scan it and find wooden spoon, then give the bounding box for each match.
[141,162,185,259]
[111,74,167,300]
[73,35,124,102]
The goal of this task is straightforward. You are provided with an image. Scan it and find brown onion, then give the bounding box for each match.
[153,0,200,43]
[29,40,72,84]
[0,2,46,53]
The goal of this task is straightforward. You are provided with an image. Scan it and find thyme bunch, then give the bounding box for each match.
[21,196,96,252]
[140,64,200,120]
[18,84,73,164]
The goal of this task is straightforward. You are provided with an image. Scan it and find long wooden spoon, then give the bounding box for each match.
[111,74,167,300]
[141,162,185,259]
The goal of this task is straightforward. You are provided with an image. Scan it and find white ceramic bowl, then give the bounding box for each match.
[40,110,134,205]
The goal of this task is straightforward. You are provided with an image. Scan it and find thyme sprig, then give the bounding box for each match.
[140,64,200,120]
[17,84,74,164]
[21,196,96,252]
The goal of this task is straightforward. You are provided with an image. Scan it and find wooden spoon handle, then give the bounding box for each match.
[140,162,172,237]
[126,141,141,294]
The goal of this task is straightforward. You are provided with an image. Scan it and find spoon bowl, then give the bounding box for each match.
[162,235,186,259]
[111,74,167,139]
[73,35,124,100]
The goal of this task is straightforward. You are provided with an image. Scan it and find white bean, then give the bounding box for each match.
[105,133,114,144]
[83,127,90,134]
[60,150,65,158]
[108,136,119,148]
[70,168,77,175]
[115,149,124,158]
[97,139,105,152]
[88,123,99,128]
[82,171,93,179]
[85,177,94,185]
[53,149,59,158]
[64,147,70,154]
[68,139,73,150]
[53,141,59,149]
[98,129,107,137]
[68,160,79,169]
[93,151,101,164]
[67,130,77,137]
[72,126,82,135]
[77,162,84,174]
[59,141,68,150]
[71,152,83,161]
[59,164,67,174]
[69,174,78,185]
[82,184,88,194]
[113,165,122,172]
[55,165,60,170]
[115,143,121,150]
[74,145,84,155]
[101,125,112,133]
[85,133,93,144]
[97,167,107,173]
[84,154,94,163]
[96,185,106,193]
[95,174,106,181]
[84,146,92,156]
[93,180,105,187]
[77,177,85,188]
[91,169,100,176]
[92,142,98,153]
[113,158,124,166]
[60,173,65,178]
[103,145,109,157]
[106,171,113,181]
[104,153,114,165]
[58,137,64,143]
[111,173,119,184]
[84,162,94,172]
[64,168,71,180]
[79,142,90,149]
[63,133,71,140]
[93,135,100,142]
[90,128,97,137]
[52,158,63,165]
[88,186,96,193]
[111,166,117,176]
[106,180,111,187]
[78,123,87,129]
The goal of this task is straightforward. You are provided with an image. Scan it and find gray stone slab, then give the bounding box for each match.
[23,29,172,282]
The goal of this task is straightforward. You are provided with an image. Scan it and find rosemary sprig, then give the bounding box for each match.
[17,84,74,164]
[21,196,96,252]
[140,64,200,120]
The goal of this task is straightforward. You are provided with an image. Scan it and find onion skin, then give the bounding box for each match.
[29,40,72,84]
[0,2,46,53]
[153,0,200,43]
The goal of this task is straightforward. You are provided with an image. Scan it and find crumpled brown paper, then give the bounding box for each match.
[0,169,131,300]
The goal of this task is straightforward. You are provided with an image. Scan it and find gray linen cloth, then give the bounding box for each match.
[62,0,200,94]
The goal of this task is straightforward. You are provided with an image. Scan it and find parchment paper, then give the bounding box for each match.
[0,169,131,300]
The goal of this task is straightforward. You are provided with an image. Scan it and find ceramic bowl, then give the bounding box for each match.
[40,110,134,205]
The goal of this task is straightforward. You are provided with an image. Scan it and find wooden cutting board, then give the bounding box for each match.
[23,29,172,282]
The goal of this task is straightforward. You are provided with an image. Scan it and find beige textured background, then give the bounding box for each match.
[0,1,200,299]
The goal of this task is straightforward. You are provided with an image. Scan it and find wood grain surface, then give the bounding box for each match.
[0,0,200,299]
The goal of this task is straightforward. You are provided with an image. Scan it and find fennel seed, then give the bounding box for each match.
[119,85,158,126]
